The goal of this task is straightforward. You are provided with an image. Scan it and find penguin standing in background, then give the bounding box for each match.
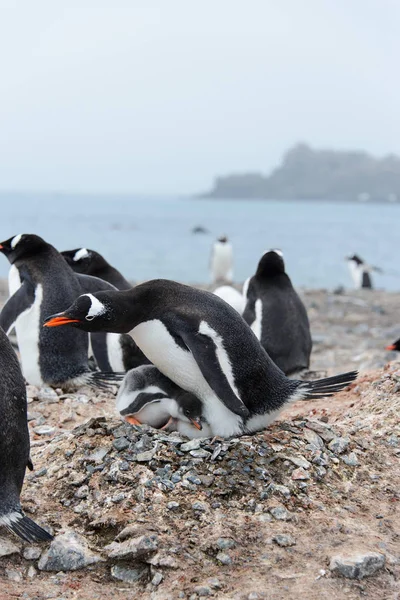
[242,250,312,377]
[0,325,53,542]
[117,364,211,438]
[210,236,233,284]
[62,248,132,290]
[213,285,245,315]
[346,254,382,289]
[45,279,357,439]
[0,233,129,388]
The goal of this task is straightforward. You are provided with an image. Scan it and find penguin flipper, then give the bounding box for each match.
[90,332,112,371]
[179,328,249,418]
[0,282,35,335]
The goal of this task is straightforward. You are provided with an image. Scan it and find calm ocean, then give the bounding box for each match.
[1,193,399,290]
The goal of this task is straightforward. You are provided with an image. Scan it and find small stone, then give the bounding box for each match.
[248,593,259,600]
[292,467,310,480]
[216,552,232,565]
[190,449,211,458]
[37,387,59,402]
[151,571,163,586]
[74,485,89,499]
[87,447,109,463]
[208,577,222,589]
[38,532,103,571]
[106,535,158,560]
[0,537,20,557]
[270,506,291,521]
[272,534,296,547]
[194,585,212,596]
[135,450,156,462]
[192,501,206,512]
[33,425,56,436]
[216,538,236,550]
[167,501,180,511]
[23,546,42,560]
[27,565,37,578]
[330,552,385,579]
[342,452,358,466]
[328,437,350,455]
[112,437,130,451]
[180,439,201,452]
[285,455,311,469]
[303,429,325,448]
[111,565,148,583]
[5,568,22,582]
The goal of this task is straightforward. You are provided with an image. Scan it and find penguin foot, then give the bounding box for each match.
[160,417,177,430]
[125,416,142,426]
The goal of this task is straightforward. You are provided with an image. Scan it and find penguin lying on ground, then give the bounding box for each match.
[0,325,53,542]
[386,338,400,352]
[0,234,142,388]
[213,285,245,315]
[62,248,132,290]
[346,254,382,289]
[210,236,233,284]
[44,279,357,438]
[242,250,312,377]
[117,364,211,438]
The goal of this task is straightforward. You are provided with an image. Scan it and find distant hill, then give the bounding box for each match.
[201,143,400,202]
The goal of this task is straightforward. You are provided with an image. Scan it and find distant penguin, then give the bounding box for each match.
[346,254,382,289]
[0,326,53,542]
[386,338,400,352]
[213,285,245,315]
[242,250,312,377]
[117,364,211,438]
[210,236,233,284]
[0,234,124,388]
[44,279,357,438]
[62,248,132,290]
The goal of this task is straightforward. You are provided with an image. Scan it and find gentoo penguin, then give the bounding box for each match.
[346,254,382,289]
[0,326,53,542]
[210,236,233,284]
[386,338,400,351]
[242,250,312,377]
[0,234,124,388]
[213,285,245,315]
[62,248,132,290]
[44,279,357,438]
[117,364,211,438]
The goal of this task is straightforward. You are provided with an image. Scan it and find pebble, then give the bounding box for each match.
[190,449,211,458]
[292,467,310,480]
[27,565,37,578]
[74,485,89,499]
[23,546,42,560]
[112,437,130,451]
[180,439,201,452]
[167,501,180,511]
[193,585,212,597]
[285,455,311,469]
[330,552,385,579]
[37,387,59,403]
[216,552,232,565]
[151,571,163,586]
[303,429,324,449]
[208,578,222,590]
[38,532,103,571]
[6,568,22,582]
[192,501,206,512]
[0,537,20,557]
[270,506,291,521]
[342,452,359,466]
[216,538,236,550]
[106,535,158,560]
[248,593,259,600]
[272,534,296,547]
[33,425,56,436]
[328,437,350,454]
[135,450,156,462]
[111,565,148,583]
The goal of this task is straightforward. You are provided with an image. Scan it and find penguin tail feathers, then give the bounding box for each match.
[85,371,125,390]
[296,370,358,401]
[0,511,53,543]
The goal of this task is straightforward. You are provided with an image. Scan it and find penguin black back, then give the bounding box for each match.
[0,326,52,542]
[243,250,312,376]
[62,248,132,290]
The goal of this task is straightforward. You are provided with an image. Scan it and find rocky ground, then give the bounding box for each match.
[0,287,399,600]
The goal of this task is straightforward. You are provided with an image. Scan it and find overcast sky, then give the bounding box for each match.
[0,0,399,194]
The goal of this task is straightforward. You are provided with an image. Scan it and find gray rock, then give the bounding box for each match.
[112,437,130,451]
[292,467,310,480]
[208,577,222,589]
[86,447,109,463]
[5,568,22,582]
[190,449,211,458]
[217,538,236,550]
[111,564,148,583]
[106,535,158,560]
[194,585,212,596]
[0,537,20,557]
[151,571,163,586]
[38,532,103,571]
[272,534,296,547]
[248,593,259,600]
[305,420,335,442]
[33,425,56,436]
[27,565,37,578]
[135,450,156,462]
[37,387,59,403]
[216,552,232,565]
[285,455,311,469]
[192,501,206,512]
[74,485,89,499]
[330,552,385,579]
[303,428,325,449]
[342,452,359,466]
[167,501,180,511]
[328,437,350,454]
[270,505,291,521]
[23,546,42,560]
[180,439,201,452]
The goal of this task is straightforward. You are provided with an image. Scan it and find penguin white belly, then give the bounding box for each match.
[348,262,362,289]
[131,319,242,437]
[213,286,245,314]
[245,407,284,434]
[15,284,43,386]
[8,265,22,296]
[250,299,263,340]
[211,245,233,282]
[107,333,125,372]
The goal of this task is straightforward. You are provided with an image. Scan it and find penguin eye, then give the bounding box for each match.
[85,315,95,321]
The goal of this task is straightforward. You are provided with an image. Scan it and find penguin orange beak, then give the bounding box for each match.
[44,316,80,327]
[0,245,3,250]
[386,344,396,351]
[190,417,202,431]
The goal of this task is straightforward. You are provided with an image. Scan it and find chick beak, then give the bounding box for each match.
[386,344,396,351]
[190,417,202,431]
[43,314,80,327]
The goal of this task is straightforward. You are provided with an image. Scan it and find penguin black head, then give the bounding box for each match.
[62,248,106,275]
[44,291,129,333]
[346,254,364,265]
[176,391,203,430]
[0,234,48,264]
[256,249,285,277]
[386,338,400,352]
[217,236,228,243]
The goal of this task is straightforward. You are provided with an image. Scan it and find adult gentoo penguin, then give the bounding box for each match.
[0,325,53,542]
[117,364,211,438]
[346,254,382,289]
[210,236,233,284]
[62,248,132,290]
[242,250,312,377]
[0,234,124,388]
[44,279,357,438]
[386,338,400,352]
